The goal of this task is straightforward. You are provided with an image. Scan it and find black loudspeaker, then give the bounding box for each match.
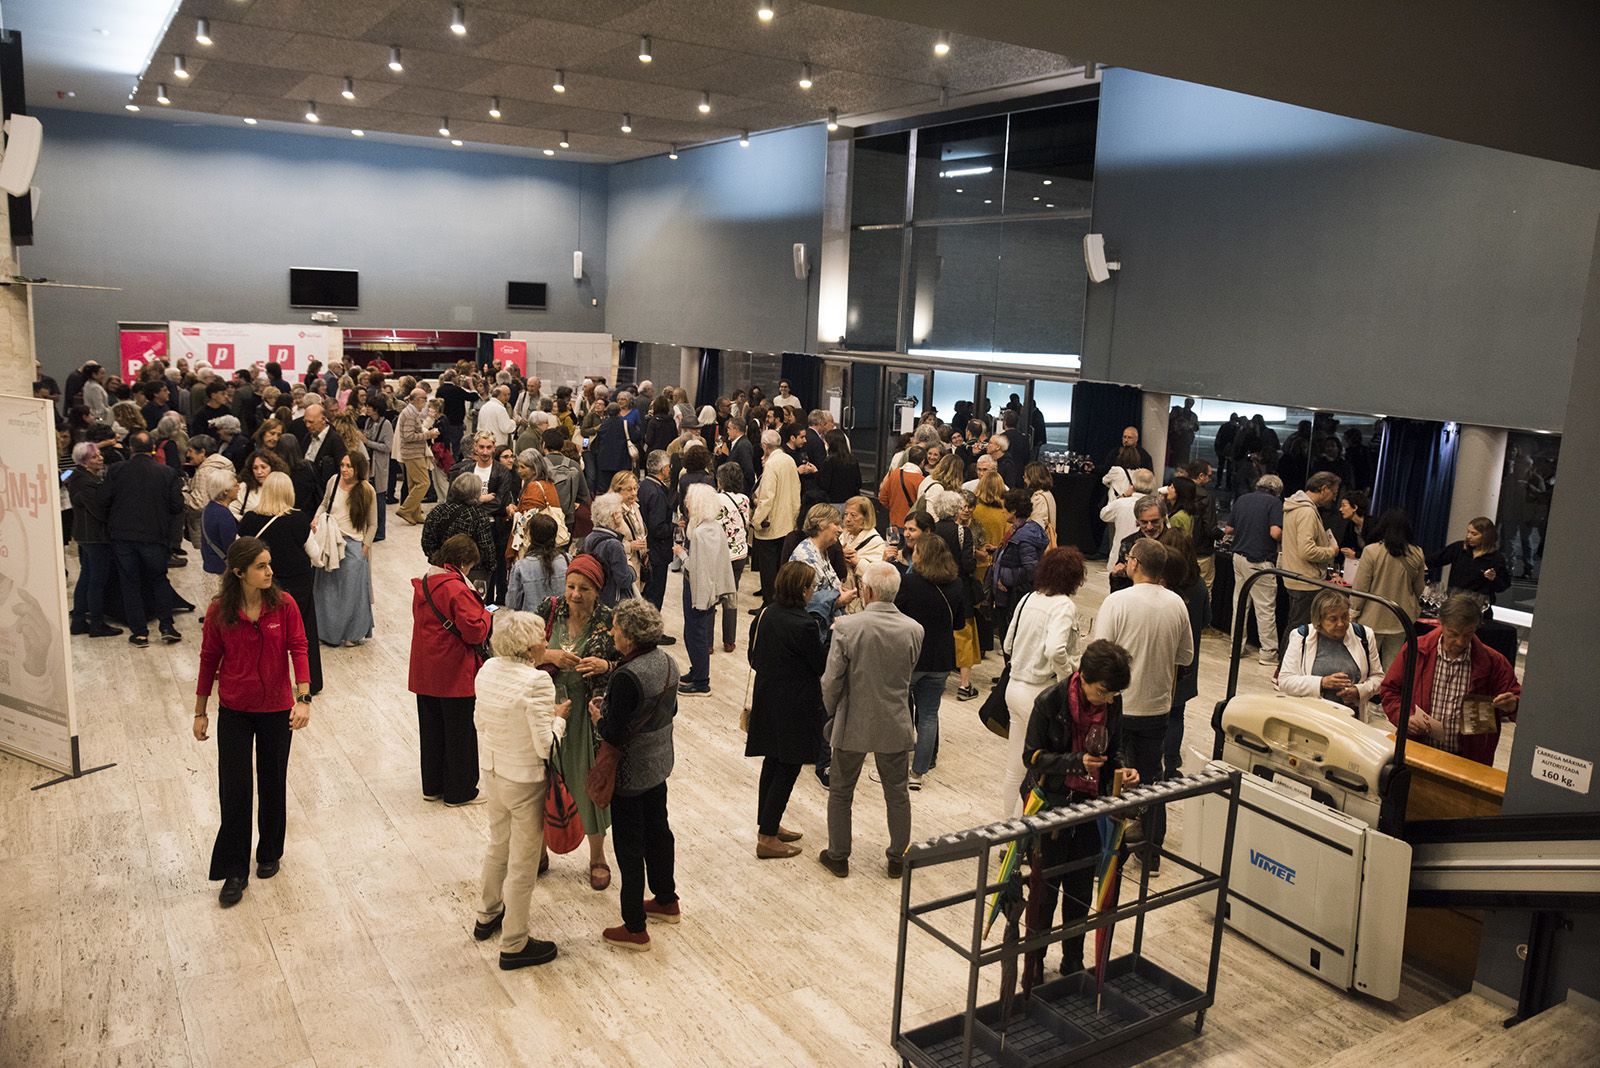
[0,29,33,246]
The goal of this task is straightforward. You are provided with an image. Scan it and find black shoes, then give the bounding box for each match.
[129,634,150,648]
[656,635,677,646]
[89,623,124,638]
[70,617,88,635]
[256,859,279,879]
[473,910,505,942]
[815,768,830,788]
[219,876,247,907]
[818,850,849,879]
[160,626,182,644]
[678,682,710,695]
[499,938,558,970]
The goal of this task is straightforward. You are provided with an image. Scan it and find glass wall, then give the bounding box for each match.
[1497,431,1560,609]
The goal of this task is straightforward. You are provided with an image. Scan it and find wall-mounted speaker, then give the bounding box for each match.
[573,250,584,280]
[792,242,810,280]
[0,113,41,197]
[1084,232,1121,284]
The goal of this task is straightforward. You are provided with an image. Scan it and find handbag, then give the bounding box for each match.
[510,481,569,558]
[978,592,1033,739]
[586,665,677,808]
[421,572,492,661]
[542,740,585,855]
[305,487,344,571]
[741,608,764,733]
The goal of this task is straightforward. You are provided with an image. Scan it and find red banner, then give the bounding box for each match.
[118,329,169,381]
[493,339,527,373]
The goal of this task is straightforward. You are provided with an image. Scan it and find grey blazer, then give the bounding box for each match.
[821,600,925,753]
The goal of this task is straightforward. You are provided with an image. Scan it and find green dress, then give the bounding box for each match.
[537,598,618,836]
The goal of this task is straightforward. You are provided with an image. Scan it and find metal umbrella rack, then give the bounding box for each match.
[891,768,1242,1068]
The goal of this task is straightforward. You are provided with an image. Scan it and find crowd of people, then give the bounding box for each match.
[45,353,1525,979]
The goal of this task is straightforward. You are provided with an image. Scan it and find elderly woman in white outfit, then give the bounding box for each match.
[997,546,1089,816]
[1277,589,1386,717]
[472,610,571,971]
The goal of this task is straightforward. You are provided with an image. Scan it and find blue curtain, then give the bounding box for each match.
[1067,382,1143,461]
[781,352,822,413]
[1371,418,1460,551]
[695,348,721,409]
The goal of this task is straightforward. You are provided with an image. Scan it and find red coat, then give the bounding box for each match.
[1380,628,1520,766]
[409,566,492,698]
[196,594,310,712]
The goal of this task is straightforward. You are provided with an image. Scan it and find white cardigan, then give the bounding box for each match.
[475,657,567,783]
[1003,591,1085,686]
[1277,623,1385,706]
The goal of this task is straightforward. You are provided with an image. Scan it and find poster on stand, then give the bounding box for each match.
[493,340,527,373]
[168,322,334,377]
[118,327,169,382]
[0,396,77,774]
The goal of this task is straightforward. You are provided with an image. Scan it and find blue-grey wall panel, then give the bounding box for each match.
[605,126,825,355]
[24,109,607,378]
[1085,70,1600,432]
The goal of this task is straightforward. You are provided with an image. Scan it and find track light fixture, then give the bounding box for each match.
[489,96,501,118]
[553,70,566,92]
[758,2,775,21]
[559,132,571,148]
[826,107,838,131]
[174,54,189,79]
[798,62,813,90]
[739,131,750,147]
[451,4,467,35]
[638,35,652,63]
[620,113,633,133]
[439,117,452,137]
[668,144,679,159]
[243,117,258,125]
[451,139,463,146]
[389,46,404,72]
[698,90,711,114]
[195,18,212,46]
[352,129,364,137]
[543,148,555,156]
[125,103,140,112]
[933,31,951,56]
[156,84,171,105]
[305,101,319,122]
[342,76,355,100]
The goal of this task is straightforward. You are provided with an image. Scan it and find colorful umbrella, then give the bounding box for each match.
[984,785,1047,938]
[1092,803,1133,1011]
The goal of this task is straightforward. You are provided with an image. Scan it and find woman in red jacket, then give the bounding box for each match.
[194,536,312,908]
[410,533,493,806]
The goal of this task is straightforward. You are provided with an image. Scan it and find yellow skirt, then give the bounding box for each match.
[954,619,982,669]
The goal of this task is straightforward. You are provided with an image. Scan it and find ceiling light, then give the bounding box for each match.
[156,84,171,105]
[195,18,212,46]
[955,188,963,193]
[757,2,775,21]
[826,107,838,131]
[798,63,813,90]
[451,139,463,146]
[1042,179,1053,185]
[553,70,566,92]
[698,90,711,113]
[174,54,189,79]
[638,35,652,63]
[341,76,355,100]
[983,199,992,204]
[125,103,140,112]
[620,113,633,133]
[305,101,319,122]
[450,4,467,35]
[439,117,451,136]
[933,31,951,57]
[1046,203,1054,208]
[388,46,404,72]
[352,129,364,136]
[938,165,992,178]
[668,144,679,159]
[1032,196,1040,201]
[243,117,257,125]
[559,132,570,148]
[489,96,501,118]
[739,131,750,147]
[543,148,555,156]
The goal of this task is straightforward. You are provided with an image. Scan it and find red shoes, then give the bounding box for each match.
[603,925,651,951]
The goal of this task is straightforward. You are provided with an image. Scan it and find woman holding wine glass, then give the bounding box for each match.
[1020,639,1138,980]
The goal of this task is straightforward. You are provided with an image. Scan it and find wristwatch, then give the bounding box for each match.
[296,694,314,704]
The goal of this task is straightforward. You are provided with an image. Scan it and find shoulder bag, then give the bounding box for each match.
[305,488,344,571]
[421,572,492,661]
[543,738,585,854]
[977,591,1033,739]
[741,608,764,733]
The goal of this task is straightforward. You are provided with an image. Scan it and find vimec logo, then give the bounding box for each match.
[1249,849,1296,885]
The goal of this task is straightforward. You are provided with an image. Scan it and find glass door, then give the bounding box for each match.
[821,359,888,485]
[883,366,929,466]
[980,375,1035,459]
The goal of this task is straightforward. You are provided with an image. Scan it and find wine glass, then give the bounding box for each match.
[1084,723,1108,758]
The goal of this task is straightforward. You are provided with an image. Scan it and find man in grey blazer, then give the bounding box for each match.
[819,563,925,879]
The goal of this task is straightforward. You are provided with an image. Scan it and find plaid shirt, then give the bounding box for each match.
[1431,646,1472,754]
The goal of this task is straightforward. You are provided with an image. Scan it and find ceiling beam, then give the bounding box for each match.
[810,0,1600,170]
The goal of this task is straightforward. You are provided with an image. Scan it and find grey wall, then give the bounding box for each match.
[605,125,825,355]
[1083,69,1600,432]
[25,108,607,380]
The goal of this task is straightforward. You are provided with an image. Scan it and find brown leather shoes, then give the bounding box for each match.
[756,837,801,859]
[776,826,803,843]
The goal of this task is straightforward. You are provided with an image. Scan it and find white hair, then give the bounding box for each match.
[992,433,1009,452]
[858,562,901,602]
[760,429,781,450]
[932,492,963,519]
[591,491,626,528]
[976,453,996,470]
[684,483,720,527]
[489,610,546,659]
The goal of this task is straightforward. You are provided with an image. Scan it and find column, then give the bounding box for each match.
[1140,391,1169,478]
[678,346,699,403]
[1444,424,1507,540]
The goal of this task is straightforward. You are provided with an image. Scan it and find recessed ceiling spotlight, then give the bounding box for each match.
[638,35,652,63]
[489,96,501,118]
[983,199,992,204]
[156,84,171,105]
[826,107,838,131]
[195,18,212,46]
[243,117,258,125]
[439,117,451,136]
[552,70,566,92]
[451,139,463,146]
[352,129,365,137]
[305,101,319,122]
[559,131,571,148]
[757,2,775,21]
[798,62,813,90]
[1046,203,1054,208]
[174,54,190,79]
[668,144,679,159]
[125,103,140,112]
[388,45,404,72]
[955,188,963,193]
[341,76,355,100]
[1032,196,1040,201]
[1042,179,1053,185]
[739,131,750,147]
[450,4,467,35]
[933,31,951,57]
[698,90,711,114]
[543,148,555,156]
[620,113,633,133]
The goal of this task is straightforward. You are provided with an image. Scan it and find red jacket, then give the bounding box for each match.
[409,566,492,698]
[1380,628,1520,766]
[196,594,310,712]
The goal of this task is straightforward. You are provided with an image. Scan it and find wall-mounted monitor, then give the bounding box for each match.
[289,267,360,309]
[507,281,548,310]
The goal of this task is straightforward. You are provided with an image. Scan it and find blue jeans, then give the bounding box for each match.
[113,539,174,635]
[681,576,714,686]
[910,670,949,776]
[73,542,113,625]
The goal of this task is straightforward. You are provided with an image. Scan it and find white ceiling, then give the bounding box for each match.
[6,0,1087,162]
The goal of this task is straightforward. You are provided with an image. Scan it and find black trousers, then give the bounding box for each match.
[611,781,677,932]
[643,541,672,609]
[1030,820,1100,974]
[757,758,803,836]
[752,536,784,602]
[209,707,293,881]
[1121,716,1169,854]
[416,694,479,804]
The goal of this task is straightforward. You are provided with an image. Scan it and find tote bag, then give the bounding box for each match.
[543,740,585,854]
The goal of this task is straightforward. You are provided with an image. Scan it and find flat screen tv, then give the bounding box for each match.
[289,267,360,309]
[507,281,548,310]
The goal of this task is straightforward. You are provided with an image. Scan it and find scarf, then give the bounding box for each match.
[1063,674,1109,797]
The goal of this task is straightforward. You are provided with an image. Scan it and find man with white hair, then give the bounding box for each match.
[818,562,925,879]
[750,428,801,609]
[299,403,346,484]
[397,388,440,525]
[477,385,517,448]
[962,452,998,493]
[513,376,543,427]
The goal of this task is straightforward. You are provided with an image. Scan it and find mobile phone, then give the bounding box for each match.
[485,603,499,613]
[60,470,72,484]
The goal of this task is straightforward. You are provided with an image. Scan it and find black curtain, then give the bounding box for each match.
[1067,382,1142,463]
[475,331,497,371]
[1370,418,1460,552]
[695,348,721,409]
[617,340,639,388]
[780,352,822,412]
